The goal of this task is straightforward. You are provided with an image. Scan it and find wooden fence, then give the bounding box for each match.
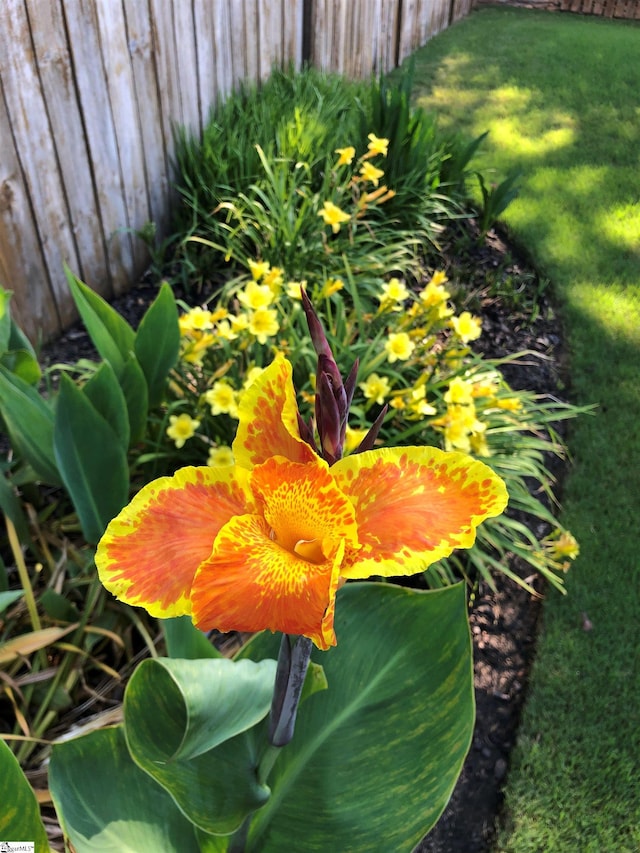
[557,0,640,15]
[0,0,472,345]
[477,0,640,17]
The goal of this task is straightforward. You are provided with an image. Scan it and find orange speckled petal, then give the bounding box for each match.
[95,466,251,618]
[233,353,317,468]
[191,513,343,650]
[332,447,508,579]
[249,456,360,557]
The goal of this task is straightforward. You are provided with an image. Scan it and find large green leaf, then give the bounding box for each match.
[49,726,201,852]
[0,738,49,848]
[0,365,61,485]
[124,656,277,835]
[163,615,223,660]
[53,374,129,543]
[82,361,130,451]
[65,265,135,374]
[134,281,180,408]
[240,582,474,853]
[118,354,149,445]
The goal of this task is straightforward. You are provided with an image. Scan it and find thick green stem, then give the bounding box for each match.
[268,634,313,747]
[229,635,312,852]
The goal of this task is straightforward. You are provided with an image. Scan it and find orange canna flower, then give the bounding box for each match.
[96,354,508,650]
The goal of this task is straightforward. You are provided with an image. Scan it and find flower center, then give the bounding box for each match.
[269,528,328,565]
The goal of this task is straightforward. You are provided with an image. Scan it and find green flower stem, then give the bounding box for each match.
[257,743,282,788]
[229,636,312,852]
[268,634,313,748]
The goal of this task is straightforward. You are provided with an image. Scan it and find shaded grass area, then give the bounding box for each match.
[406,8,640,851]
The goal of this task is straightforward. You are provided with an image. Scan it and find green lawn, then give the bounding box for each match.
[407,8,640,851]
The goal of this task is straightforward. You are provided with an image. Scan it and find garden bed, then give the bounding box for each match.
[37,219,568,852]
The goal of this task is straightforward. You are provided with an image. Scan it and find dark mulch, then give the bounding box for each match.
[39,222,568,852]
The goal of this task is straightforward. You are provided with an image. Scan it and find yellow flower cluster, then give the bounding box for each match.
[432,376,489,456]
[319,134,395,236]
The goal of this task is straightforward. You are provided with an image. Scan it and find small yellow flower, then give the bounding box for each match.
[545,530,580,562]
[389,395,407,411]
[444,419,472,453]
[248,259,271,281]
[181,332,216,364]
[451,312,483,343]
[472,374,500,399]
[378,277,410,310]
[496,397,523,412]
[230,313,250,334]
[207,445,234,467]
[359,162,384,186]
[318,201,350,234]
[470,431,491,458]
[167,413,200,449]
[344,425,370,454]
[367,133,389,157]
[359,373,391,405]
[335,146,356,166]
[320,277,344,298]
[385,332,415,363]
[419,279,451,308]
[237,280,274,310]
[205,381,239,417]
[215,320,239,341]
[444,377,475,406]
[410,385,437,416]
[179,306,214,335]
[210,307,229,323]
[285,280,306,300]
[248,307,279,344]
[431,270,449,287]
[262,266,284,293]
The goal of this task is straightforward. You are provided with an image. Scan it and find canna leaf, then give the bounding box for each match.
[65,264,135,374]
[124,656,277,834]
[83,361,130,451]
[134,281,180,408]
[118,353,149,445]
[50,726,201,852]
[0,739,49,848]
[0,365,61,485]
[163,615,223,660]
[240,582,474,852]
[53,374,129,543]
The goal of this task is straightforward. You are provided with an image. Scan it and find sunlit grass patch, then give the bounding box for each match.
[407,7,640,850]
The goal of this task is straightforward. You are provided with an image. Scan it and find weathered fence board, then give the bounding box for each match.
[2,0,82,332]
[0,0,471,345]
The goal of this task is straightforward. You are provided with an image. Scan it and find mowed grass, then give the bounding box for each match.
[406,8,640,851]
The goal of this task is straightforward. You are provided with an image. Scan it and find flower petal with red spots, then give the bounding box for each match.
[95,466,251,617]
[332,447,508,579]
[233,353,316,468]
